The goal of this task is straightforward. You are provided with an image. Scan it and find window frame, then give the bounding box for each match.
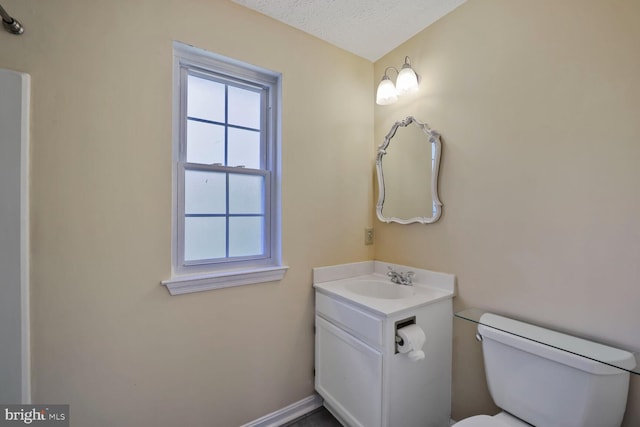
[163,42,286,295]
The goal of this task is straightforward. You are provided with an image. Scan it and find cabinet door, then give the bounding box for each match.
[316,316,383,427]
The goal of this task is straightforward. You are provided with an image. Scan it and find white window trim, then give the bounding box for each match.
[162,41,287,296]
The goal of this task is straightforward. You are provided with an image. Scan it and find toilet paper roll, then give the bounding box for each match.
[397,324,426,361]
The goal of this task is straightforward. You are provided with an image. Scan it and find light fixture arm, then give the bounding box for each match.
[382,66,399,80]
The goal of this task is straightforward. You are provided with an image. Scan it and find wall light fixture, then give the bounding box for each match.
[376,56,419,105]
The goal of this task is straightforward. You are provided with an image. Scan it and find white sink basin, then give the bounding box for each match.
[313,264,455,316]
[315,274,453,315]
[345,279,415,299]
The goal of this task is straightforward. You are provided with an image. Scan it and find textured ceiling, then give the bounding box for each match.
[231,0,467,62]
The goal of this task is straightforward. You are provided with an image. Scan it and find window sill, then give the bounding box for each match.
[161,265,288,296]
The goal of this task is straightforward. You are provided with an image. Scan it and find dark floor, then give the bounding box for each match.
[283,407,343,427]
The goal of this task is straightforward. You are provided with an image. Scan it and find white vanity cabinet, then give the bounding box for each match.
[314,280,453,427]
[315,293,385,427]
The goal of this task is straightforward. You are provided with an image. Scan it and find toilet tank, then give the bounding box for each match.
[478,313,636,427]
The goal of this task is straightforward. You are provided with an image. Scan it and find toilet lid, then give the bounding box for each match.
[455,415,510,427]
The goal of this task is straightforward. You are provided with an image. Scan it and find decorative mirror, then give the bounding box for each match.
[376,116,442,224]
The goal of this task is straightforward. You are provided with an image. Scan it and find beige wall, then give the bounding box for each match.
[3,0,639,424]
[374,0,640,424]
[0,0,373,425]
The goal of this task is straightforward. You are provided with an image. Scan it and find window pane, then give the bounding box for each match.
[228,127,260,168]
[185,170,226,214]
[187,75,225,122]
[229,174,264,214]
[228,86,261,129]
[184,217,226,261]
[229,216,264,257]
[187,121,225,165]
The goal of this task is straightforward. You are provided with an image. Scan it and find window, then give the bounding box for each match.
[163,42,286,295]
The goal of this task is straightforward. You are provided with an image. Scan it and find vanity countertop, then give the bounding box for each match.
[313,261,455,317]
[314,274,453,316]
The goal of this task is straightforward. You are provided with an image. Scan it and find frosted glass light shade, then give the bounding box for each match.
[376,77,398,105]
[396,65,419,95]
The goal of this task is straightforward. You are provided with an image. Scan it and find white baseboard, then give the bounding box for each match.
[240,394,323,427]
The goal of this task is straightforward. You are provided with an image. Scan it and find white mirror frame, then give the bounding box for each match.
[376,116,443,224]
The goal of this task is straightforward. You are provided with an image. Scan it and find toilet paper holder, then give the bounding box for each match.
[394,316,416,354]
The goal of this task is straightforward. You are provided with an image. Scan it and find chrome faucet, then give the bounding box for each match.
[387,267,415,286]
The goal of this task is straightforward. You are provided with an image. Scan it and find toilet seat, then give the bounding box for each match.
[455,415,506,427]
[455,413,530,427]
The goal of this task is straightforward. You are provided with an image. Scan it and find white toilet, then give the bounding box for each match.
[456,313,636,427]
